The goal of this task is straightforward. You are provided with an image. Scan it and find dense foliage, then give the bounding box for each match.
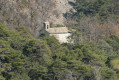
[1,22,119,80]
[74,0,119,22]
[66,0,119,42]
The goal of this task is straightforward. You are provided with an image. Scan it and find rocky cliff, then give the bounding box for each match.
[0,0,75,37]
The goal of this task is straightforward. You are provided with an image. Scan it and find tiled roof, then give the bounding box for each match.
[46,27,70,34]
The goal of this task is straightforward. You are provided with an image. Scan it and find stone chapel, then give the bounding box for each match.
[42,22,71,43]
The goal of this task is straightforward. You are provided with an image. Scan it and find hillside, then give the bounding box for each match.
[1,0,119,80]
[0,0,75,37]
[1,22,119,80]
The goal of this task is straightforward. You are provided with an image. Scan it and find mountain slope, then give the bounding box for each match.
[0,0,75,37]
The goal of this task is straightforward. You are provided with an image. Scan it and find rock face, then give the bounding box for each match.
[0,0,75,37]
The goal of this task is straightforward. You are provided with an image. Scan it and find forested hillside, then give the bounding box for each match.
[1,22,119,80]
[67,0,119,42]
[1,0,119,80]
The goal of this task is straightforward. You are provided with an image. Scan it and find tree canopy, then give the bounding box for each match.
[1,22,119,80]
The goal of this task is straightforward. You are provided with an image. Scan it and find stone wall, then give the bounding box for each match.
[50,33,71,43]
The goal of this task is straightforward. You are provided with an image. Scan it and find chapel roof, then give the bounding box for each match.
[46,27,71,34]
